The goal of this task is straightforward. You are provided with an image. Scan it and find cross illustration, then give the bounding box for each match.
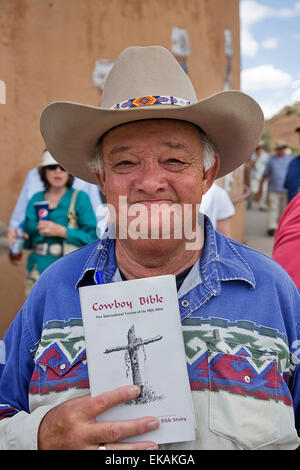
[104,325,163,401]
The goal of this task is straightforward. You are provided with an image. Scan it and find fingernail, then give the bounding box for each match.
[128,385,140,397]
[146,419,160,431]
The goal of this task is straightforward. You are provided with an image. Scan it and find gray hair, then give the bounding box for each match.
[87,124,217,175]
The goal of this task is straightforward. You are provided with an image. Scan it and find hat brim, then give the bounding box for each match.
[40,90,264,185]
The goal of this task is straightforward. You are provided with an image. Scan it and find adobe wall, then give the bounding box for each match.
[265,103,300,154]
[0,0,240,337]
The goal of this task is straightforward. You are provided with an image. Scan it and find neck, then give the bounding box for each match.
[115,237,203,279]
[45,186,68,209]
[46,186,68,196]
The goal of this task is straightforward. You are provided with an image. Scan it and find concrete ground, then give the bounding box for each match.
[244,205,274,257]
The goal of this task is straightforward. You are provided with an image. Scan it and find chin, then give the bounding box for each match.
[125,237,185,256]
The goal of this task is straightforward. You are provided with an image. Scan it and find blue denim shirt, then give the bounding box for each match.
[1,217,300,449]
[263,153,293,192]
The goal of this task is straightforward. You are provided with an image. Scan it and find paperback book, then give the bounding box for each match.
[79,274,196,445]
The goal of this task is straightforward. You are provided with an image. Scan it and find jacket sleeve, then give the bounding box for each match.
[0,288,51,449]
[65,191,98,247]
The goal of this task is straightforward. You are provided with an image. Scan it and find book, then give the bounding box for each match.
[79,274,196,445]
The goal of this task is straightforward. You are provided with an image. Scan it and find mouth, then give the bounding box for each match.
[129,199,177,206]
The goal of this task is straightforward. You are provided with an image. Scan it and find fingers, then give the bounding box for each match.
[83,385,142,420]
[38,221,53,236]
[104,441,159,450]
[38,221,48,228]
[87,415,160,445]
[82,386,160,447]
[7,229,17,246]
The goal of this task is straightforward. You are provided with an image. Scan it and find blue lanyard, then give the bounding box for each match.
[95,271,104,285]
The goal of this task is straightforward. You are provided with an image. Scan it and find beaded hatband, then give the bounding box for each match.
[111,95,191,109]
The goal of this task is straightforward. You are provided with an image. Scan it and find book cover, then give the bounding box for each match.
[79,274,196,445]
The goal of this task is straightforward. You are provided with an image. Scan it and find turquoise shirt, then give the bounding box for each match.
[23,187,98,274]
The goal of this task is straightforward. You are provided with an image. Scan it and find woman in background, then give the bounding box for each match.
[23,150,98,295]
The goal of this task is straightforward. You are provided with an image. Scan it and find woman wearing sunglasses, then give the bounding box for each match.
[22,150,98,295]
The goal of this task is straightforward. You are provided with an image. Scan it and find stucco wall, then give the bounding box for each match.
[0,0,240,337]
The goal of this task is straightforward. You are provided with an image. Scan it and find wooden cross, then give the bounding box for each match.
[104,325,162,400]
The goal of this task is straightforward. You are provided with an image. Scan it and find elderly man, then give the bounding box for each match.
[1,46,300,451]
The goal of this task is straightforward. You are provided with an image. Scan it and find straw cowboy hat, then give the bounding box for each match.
[40,45,264,185]
[275,140,288,150]
[256,139,265,148]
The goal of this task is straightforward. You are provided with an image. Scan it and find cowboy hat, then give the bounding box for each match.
[275,139,288,150]
[40,45,264,184]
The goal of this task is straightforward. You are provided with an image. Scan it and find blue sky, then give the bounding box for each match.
[240,0,300,119]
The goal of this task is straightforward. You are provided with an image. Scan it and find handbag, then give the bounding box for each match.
[63,190,80,255]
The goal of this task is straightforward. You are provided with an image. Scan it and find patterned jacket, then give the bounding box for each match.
[1,218,300,449]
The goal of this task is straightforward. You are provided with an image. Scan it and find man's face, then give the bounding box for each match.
[277,147,286,157]
[95,119,218,243]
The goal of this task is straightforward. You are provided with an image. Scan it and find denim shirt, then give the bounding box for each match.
[263,153,293,192]
[1,217,300,450]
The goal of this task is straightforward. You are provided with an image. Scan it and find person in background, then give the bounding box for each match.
[259,140,293,236]
[284,128,300,204]
[22,151,98,295]
[7,151,103,251]
[200,182,235,237]
[272,192,300,290]
[247,140,269,211]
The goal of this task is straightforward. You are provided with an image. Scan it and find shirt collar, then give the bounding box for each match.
[76,217,256,290]
[200,215,256,290]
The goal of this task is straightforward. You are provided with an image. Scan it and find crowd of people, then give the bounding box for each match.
[0,45,300,451]
[245,127,300,291]
[246,132,300,236]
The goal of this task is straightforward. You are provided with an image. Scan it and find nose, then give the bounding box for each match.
[54,166,64,174]
[134,161,168,196]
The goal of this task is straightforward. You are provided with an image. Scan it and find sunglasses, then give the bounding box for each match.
[46,164,66,172]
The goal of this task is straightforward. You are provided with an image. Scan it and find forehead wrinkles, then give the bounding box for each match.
[102,124,203,162]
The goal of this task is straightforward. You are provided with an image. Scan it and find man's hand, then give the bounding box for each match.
[38,385,160,450]
[38,220,67,238]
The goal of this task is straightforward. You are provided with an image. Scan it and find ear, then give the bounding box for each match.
[202,154,220,195]
[93,170,106,196]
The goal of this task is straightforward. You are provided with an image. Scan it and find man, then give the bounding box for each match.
[247,140,269,210]
[1,46,300,450]
[259,140,293,236]
[284,128,300,204]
